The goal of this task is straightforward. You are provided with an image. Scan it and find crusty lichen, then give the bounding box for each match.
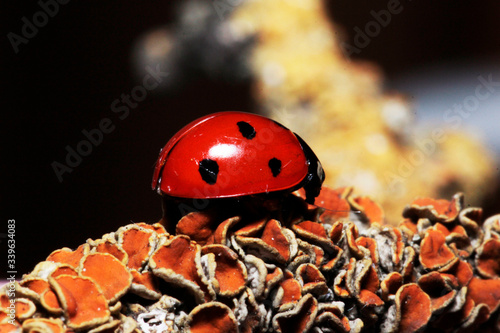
[2,189,499,332]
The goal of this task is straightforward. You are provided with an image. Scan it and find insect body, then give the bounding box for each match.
[152,111,324,204]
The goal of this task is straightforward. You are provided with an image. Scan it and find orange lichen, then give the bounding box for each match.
[401,246,416,283]
[302,187,350,222]
[310,245,325,267]
[0,321,21,332]
[315,304,351,333]
[49,275,110,330]
[276,271,302,308]
[296,263,327,295]
[11,299,35,321]
[93,239,128,264]
[46,244,89,269]
[265,266,284,297]
[79,252,132,303]
[358,266,383,307]
[333,259,355,298]
[349,196,384,224]
[419,229,456,270]
[381,272,403,301]
[22,318,65,333]
[19,278,50,300]
[17,278,61,314]
[484,214,500,240]
[235,219,294,265]
[40,289,62,314]
[433,222,467,238]
[233,217,267,237]
[293,221,335,252]
[214,216,241,244]
[404,193,463,223]
[201,244,247,297]
[119,225,155,270]
[395,284,432,333]
[467,277,500,315]
[136,222,168,235]
[355,237,378,265]
[50,265,78,278]
[130,269,161,300]
[176,211,217,245]
[392,228,405,267]
[440,259,473,287]
[398,218,418,237]
[321,245,343,271]
[328,221,344,244]
[476,238,500,279]
[293,221,327,239]
[9,191,500,332]
[150,236,199,284]
[273,294,318,333]
[261,219,292,262]
[346,223,364,259]
[150,235,210,302]
[187,302,238,333]
[359,289,384,308]
[418,271,457,314]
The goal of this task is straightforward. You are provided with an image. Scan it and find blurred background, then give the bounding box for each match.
[3,0,500,277]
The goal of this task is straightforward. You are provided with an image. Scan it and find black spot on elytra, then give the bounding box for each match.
[237,121,256,140]
[199,159,219,184]
[268,158,282,177]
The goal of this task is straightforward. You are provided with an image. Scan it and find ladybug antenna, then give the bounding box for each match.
[294,133,325,205]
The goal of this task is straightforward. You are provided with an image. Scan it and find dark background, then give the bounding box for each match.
[3,0,500,277]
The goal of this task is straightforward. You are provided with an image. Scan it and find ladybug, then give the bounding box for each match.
[152,111,324,205]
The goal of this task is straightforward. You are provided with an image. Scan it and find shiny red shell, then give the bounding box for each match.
[152,111,316,200]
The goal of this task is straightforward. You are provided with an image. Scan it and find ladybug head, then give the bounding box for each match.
[294,133,325,205]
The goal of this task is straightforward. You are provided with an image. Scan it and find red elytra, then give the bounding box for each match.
[152,111,324,204]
